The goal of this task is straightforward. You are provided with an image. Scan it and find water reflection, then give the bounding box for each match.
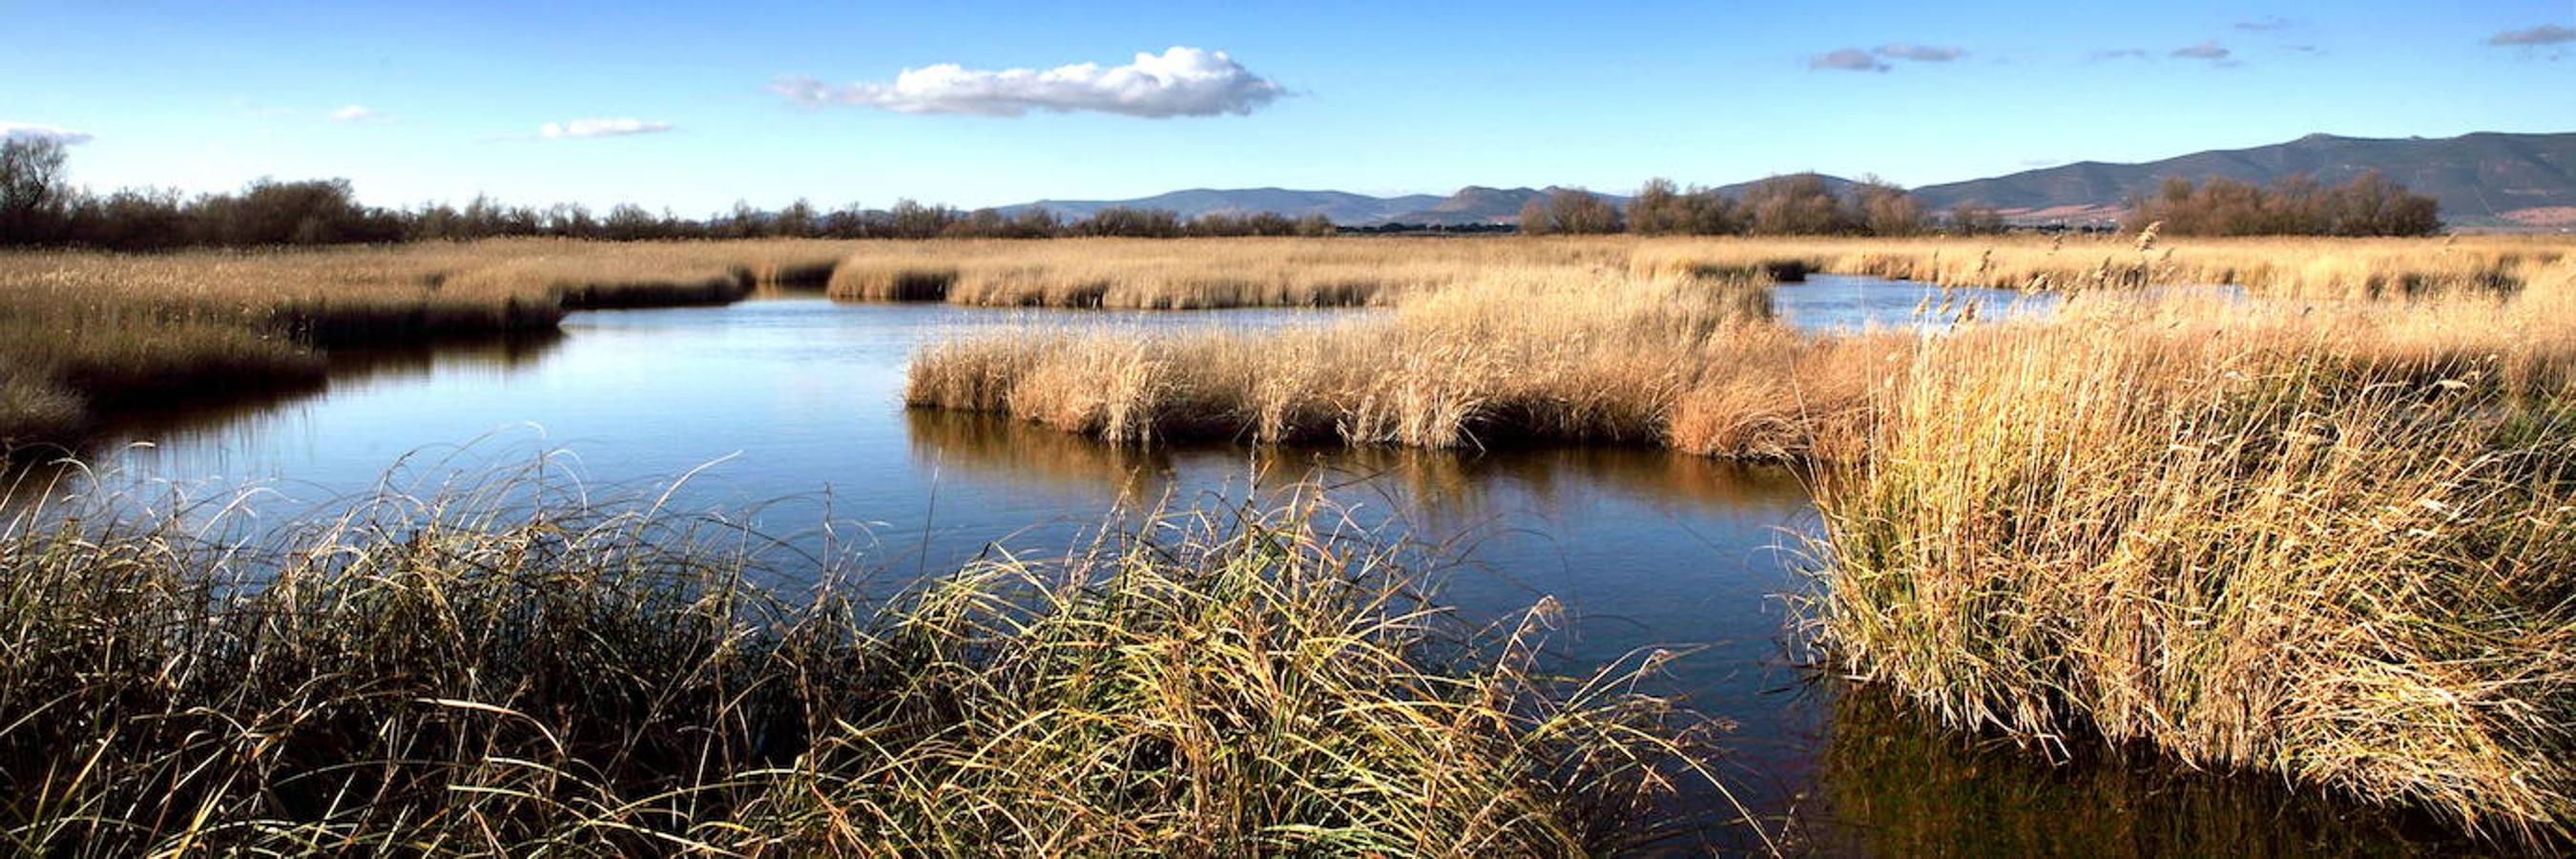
[904,408,1179,501]
[1792,687,2483,856]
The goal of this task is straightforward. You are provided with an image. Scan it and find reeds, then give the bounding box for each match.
[1808,274,2576,841]
[10,233,2565,448]
[904,268,1884,459]
[825,237,1631,309]
[911,248,2576,841]
[1629,234,2561,298]
[0,468,1735,855]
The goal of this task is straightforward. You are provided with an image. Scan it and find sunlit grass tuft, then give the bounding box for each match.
[1807,276,2576,843]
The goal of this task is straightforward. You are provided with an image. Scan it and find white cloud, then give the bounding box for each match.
[1809,48,1890,72]
[0,122,93,145]
[538,117,675,138]
[2234,15,2295,31]
[329,105,384,122]
[771,46,1286,117]
[1875,44,1965,62]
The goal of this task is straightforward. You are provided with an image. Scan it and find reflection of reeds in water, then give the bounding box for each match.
[57,329,572,459]
[1796,688,2475,855]
[1299,445,1814,532]
[909,409,1815,541]
[903,408,1177,501]
[0,469,1741,854]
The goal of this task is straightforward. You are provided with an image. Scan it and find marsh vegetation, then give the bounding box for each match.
[897,235,2576,845]
[0,469,1731,854]
[6,230,2575,851]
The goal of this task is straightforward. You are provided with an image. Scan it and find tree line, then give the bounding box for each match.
[2127,172,2441,237]
[1,136,2443,249]
[1524,170,2440,238]
[1522,175,2011,237]
[0,137,1331,249]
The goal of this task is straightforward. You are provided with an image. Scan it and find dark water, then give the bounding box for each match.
[19,282,2468,854]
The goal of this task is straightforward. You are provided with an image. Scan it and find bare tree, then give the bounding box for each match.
[1517,198,1553,235]
[1556,189,1623,234]
[0,137,72,243]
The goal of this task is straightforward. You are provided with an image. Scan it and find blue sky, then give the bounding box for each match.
[3,1,2570,213]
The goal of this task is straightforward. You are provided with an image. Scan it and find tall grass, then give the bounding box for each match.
[0,467,1738,855]
[904,267,1889,459]
[1808,270,2576,842]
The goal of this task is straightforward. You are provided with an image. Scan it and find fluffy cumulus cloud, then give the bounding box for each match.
[329,105,383,122]
[2171,41,2232,60]
[2487,24,2576,46]
[771,47,1285,118]
[1875,43,1965,62]
[537,117,674,138]
[1809,48,1890,73]
[0,122,92,145]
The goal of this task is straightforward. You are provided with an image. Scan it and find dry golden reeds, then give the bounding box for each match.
[0,471,1738,854]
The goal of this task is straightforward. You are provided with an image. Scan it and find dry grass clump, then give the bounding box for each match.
[904,268,1889,459]
[0,471,1735,855]
[1809,282,2576,841]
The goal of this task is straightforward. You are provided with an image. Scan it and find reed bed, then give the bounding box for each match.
[0,240,851,446]
[11,233,2566,448]
[904,267,1899,460]
[830,235,2566,308]
[826,237,1637,308]
[1630,234,2564,299]
[0,469,1734,855]
[1809,260,2576,842]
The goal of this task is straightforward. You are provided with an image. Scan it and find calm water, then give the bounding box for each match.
[26,281,2463,854]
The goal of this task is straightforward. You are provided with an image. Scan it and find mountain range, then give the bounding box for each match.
[1001,131,2576,230]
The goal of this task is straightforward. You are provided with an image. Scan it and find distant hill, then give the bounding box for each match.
[1381,186,1641,225]
[1008,185,1629,227]
[994,132,2576,230]
[1910,132,2576,228]
[1003,188,1444,225]
[1713,173,1863,200]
